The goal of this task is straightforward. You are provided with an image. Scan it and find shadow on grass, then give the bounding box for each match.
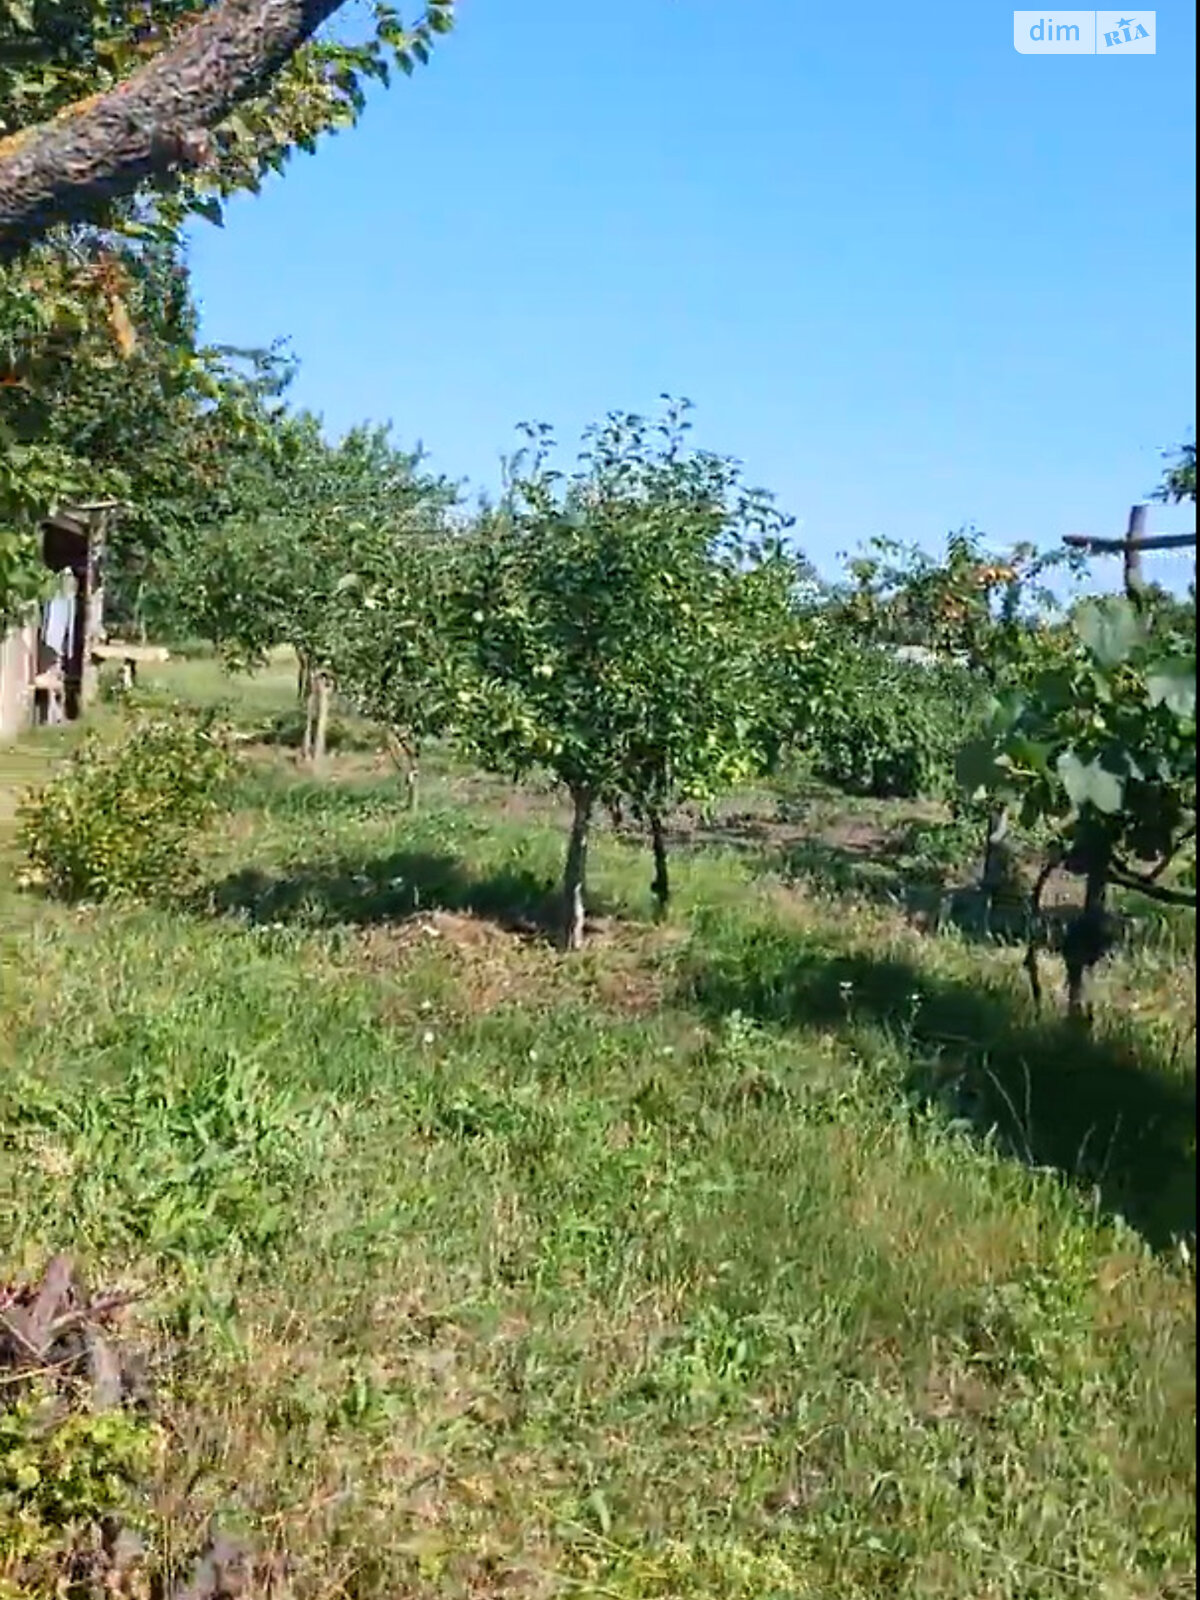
[207,849,583,944]
[684,925,1197,1251]
[646,810,1051,948]
[775,835,1060,945]
[666,812,1145,956]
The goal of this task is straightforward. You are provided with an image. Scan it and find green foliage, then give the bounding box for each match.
[162,417,456,672]
[329,532,467,781]
[451,400,804,934]
[0,440,77,628]
[784,529,1083,812]
[10,1047,331,1260]
[0,225,297,624]
[959,593,1196,907]
[458,404,801,804]
[16,707,236,902]
[826,527,1079,671]
[0,0,455,621]
[797,647,983,800]
[1152,438,1196,505]
[0,1384,157,1578]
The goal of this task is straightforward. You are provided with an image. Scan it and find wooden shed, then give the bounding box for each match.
[0,500,123,742]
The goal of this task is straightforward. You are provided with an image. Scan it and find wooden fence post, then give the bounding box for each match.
[1123,504,1148,602]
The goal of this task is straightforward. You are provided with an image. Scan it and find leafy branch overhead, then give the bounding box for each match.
[0,0,455,255]
[0,0,453,625]
[0,225,296,627]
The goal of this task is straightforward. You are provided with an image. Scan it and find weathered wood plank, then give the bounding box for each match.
[90,643,171,664]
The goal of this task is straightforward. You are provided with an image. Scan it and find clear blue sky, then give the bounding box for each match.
[187,0,1197,587]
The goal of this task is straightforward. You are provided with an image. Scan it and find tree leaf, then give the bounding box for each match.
[956,736,1004,797]
[1056,750,1124,814]
[1005,735,1053,775]
[1074,597,1145,668]
[1146,658,1197,719]
[193,196,225,228]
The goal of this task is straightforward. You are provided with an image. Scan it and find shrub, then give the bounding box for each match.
[16,709,236,903]
[798,650,983,800]
[0,1385,158,1582]
[256,705,378,754]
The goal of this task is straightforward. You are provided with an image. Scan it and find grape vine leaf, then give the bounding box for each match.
[1146,658,1197,720]
[1056,750,1125,815]
[1074,597,1146,668]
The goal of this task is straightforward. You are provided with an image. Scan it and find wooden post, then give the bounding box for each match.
[1123,504,1147,602]
[1063,530,1194,556]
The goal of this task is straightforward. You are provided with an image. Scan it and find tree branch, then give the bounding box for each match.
[1110,858,1197,910]
[0,0,348,258]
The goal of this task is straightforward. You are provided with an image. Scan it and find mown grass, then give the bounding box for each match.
[0,701,1195,1597]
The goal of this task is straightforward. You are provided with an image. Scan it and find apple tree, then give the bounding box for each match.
[165,414,457,766]
[452,400,802,948]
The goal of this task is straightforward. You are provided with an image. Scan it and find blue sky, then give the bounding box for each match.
[188,1,1197,587]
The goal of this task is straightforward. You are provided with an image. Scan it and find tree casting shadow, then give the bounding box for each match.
[204,838,1194,1250]
[206,848,609,945]
[665,816,1114,953]
[684,930,1196,1251]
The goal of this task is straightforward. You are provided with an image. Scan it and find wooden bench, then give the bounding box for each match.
[90,641,171,690]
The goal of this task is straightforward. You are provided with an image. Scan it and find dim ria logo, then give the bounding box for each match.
[1013,11,1156,52]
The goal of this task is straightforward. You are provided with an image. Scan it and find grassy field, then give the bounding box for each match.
[0,661,1195,1598]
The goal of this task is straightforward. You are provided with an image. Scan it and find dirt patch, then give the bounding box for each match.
[585,923,688,1016]
[356,907,536,957]
[393,909,530,954]
[323,909,684,1023]
[817,816,894,855]
[345,910,557,1017]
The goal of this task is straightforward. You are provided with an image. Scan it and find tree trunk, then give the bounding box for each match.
[648,807,669,918]
[980,803,1016,930]
[560,787,593,951]
[310,668,331,769]
[0,0,354,256]
[298,651,314,762]
[385,730,419,810]
[1065,855,1111,1024]
[981,805,1008,894]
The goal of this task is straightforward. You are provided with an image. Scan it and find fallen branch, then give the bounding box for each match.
[0,1253,148,1411]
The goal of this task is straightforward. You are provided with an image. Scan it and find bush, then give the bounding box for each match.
[255,705,379,754]
[16,709,236,903]
[798,650,983,800]
[0,1385,158,1583]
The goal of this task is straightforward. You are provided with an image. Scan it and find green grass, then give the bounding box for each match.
[0,694,1195,1597]
[136,647,301,720]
